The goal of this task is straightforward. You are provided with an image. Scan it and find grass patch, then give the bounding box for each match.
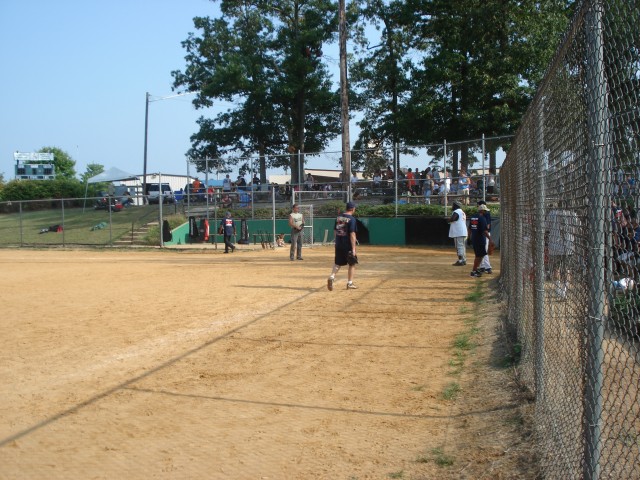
[416,448,455,467]
[444,282,484,390]
[453,332,473,350]
[500,342,522,368]
[387,471,404,479]
[143,214,187,245]
[0,204,161,246]
[442,382,460,400]
[465,289,484,303]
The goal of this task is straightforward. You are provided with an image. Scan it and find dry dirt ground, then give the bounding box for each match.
[0,245,536,479]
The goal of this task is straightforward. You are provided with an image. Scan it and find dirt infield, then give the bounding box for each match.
[0,245,535,479]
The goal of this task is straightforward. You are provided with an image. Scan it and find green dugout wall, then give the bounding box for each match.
[165,216,500,247]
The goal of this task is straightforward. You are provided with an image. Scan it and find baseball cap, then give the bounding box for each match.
[346,201,356,210]
[226,211,231,216]
[478,204,490,211]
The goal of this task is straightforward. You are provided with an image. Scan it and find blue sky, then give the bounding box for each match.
[0,0,351,181]
[0,0,226,179]
[0,1,502,183]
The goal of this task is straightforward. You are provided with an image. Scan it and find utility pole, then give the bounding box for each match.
[142,90,196,203]
[339,0,351,201]
[142,92,150,203]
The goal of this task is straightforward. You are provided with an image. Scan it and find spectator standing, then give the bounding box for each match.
[448,201,468,266]
[423,174,434,204]
[289,204,305,261]
[373,170,382,189]
[236,175,247,191]
[477,200,494,274]
[284,182,292,201]
[406,168,416,194]
[486,174,496,194]
[469,204,491,277]
[222,174,232,192]
[219,211,236,253]
[385,166,394,180]
[444,170,452,194]
[252,173,261,191]
[545,204,580,298]
[304,173,315,191]
[458,169,471,205]
[327,202,358,290]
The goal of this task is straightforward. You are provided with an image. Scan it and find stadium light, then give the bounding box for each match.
[142,91,197,201]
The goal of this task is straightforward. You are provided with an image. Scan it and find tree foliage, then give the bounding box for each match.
[349,0,415,176]
[172,0,342,183]
[0,178,85,201]
[38,146,77,179]
[350,0,575,174]
[80,163,105,184]
[172,0,575,180]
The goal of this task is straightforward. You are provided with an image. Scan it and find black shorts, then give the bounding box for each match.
[335,246,350,266]
[473,240,487,258]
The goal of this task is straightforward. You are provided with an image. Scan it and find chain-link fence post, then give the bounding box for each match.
[534,97,546,400]
[583,1,609,477]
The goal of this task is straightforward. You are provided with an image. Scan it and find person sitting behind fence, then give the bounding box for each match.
[221,193,233,209]
[122,190,134,207]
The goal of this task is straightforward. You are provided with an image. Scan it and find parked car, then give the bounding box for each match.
[147,183,175,204]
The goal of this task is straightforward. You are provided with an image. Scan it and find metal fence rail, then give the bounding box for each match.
[499,1,640,478]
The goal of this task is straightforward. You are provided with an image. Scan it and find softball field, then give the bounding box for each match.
[0,245,535,479]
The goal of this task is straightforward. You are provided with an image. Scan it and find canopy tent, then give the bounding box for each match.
[87,167,138,184]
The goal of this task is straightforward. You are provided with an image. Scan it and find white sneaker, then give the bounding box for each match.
[346,282,358,289]
[327,277,334,291]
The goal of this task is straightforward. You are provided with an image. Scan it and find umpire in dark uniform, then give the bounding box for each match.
[219,211,236,253]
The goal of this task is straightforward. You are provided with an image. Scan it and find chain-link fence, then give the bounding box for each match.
[499,1,640,478]
[185,135,508,211]
[0,196,170,247]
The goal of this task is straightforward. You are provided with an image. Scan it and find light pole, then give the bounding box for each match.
[142,91,197,202]
[143,92,150,202]
[339,0,351,201]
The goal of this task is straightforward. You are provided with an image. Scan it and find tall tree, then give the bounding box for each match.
[172,0,341,184]
[406,0,574,172]
[349,0,414,176]
[38,146,76,179]
[80,163,105,184]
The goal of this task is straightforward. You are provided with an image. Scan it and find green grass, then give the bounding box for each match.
[416,447,455,467]
[453,332,473,350]
[0,204,162,246]
[443,282,483,393]
[442,382,461,400]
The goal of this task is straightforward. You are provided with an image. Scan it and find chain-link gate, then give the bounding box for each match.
[299,205,314,246]
[499,1,640,478]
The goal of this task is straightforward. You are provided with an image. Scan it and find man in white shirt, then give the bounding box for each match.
[288,204,305,261]
[448,201,468,266]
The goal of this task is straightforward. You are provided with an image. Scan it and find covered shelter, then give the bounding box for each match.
[84,167,141,210]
